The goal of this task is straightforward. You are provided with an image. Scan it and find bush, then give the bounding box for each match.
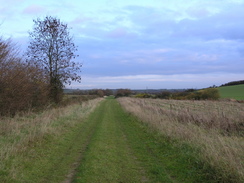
[190,88,220,100]
[135,93,151,98]
[156,91,171,99]
[115,89,132,97]
[157,88,220,101]
[0,38,49,116]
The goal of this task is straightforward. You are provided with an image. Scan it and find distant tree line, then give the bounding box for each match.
[72,88,220,100]
[72,88,133,98]
[220,80,244,87]
[73,89,114,97]
[135,88,220,100]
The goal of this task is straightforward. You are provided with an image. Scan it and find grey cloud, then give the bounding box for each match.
[174,5,244,41]
[116,4,244,42]
[13,1,244,86]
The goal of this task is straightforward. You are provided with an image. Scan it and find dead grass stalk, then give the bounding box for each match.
[118,97,244,182]
[0,98,103,176]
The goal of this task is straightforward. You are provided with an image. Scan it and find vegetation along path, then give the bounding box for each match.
[71,98,217,183]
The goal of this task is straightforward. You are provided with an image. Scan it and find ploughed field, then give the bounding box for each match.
[0,97,243,182]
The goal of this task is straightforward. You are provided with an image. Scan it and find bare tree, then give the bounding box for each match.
[26,16,81,103]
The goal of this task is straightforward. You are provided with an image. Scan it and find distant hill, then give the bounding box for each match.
[218,84,244,100]
[220,80,244,87]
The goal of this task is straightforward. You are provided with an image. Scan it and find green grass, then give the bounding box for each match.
[1,98,223,182]
[0,100,102,183]
[74,99,218,183]
[218,84,244,100]
[73,99,145,183]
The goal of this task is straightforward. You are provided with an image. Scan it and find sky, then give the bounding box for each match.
[0,0,244,89]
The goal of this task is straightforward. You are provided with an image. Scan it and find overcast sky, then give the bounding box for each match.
[1,0,244,89]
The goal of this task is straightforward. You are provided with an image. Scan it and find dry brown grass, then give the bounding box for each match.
[0,98,103,170]
[118,97,244,182]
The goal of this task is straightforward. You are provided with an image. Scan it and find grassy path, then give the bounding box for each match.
[72,99,216,183]
[73,98,146,182]
[1,98,217,182]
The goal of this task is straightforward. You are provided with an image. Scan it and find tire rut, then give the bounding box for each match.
[61,104,105,183]
[61,123,98,183]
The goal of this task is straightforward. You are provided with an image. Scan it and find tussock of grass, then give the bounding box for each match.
[0,98,103,182]
[118,97,244,182]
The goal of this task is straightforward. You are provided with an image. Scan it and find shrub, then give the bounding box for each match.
[135,93,151,98]
[0,38,49,116]
[193,88,220,100]
[115,89,132,97]
[156,91,171,99]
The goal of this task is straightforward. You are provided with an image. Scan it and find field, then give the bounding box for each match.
[0,97,243,182]
[118,98,244,182]
[218,84,244,100]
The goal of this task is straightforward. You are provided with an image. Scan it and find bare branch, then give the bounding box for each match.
[26,16,82,103]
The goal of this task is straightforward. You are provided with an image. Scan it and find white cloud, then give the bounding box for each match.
[72,73,244,89]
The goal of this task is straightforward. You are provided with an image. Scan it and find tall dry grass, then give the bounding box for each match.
[118,97,244,182]
[0,98,103,173]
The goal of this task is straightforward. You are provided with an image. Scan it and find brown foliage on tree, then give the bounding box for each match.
[26,16,82,103]
[0,38,49,116]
